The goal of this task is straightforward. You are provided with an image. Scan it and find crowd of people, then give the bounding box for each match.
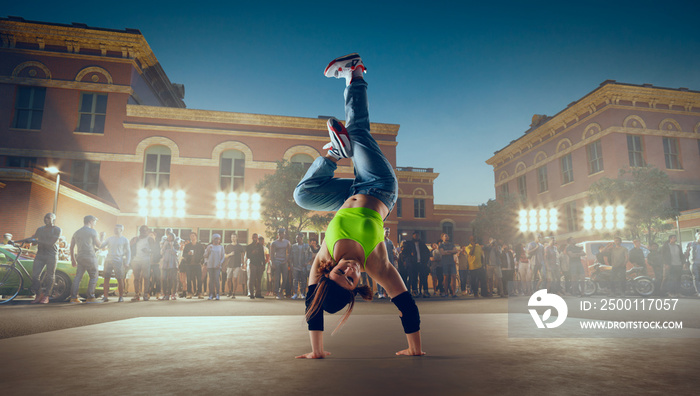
[6,212,700,304]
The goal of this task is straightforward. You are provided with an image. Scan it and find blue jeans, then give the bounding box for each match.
[208,268,221,297]
[272,262,288,296]
[294,79,397,213]
[31,254,57,296]
[71,256,98,299]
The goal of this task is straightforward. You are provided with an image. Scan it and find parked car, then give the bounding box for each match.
[0,245,118,302]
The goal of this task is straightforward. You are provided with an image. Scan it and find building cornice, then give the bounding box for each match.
[494,122,700,187]
[123,122,398,147]
[434,204,479,213]
[395,170,439,181]
[126,105,400,136]
[0,18,158,67]
[1,18,185,108]
[486,82,700,168]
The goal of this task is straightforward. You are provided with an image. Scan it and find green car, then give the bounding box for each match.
[0,245,118,302]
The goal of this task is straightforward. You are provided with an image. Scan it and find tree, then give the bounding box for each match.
[587,166,678,245]
[472,194,522,244]
[255,160,332,240]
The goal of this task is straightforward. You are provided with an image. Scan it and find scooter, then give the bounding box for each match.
[582,263,654,296]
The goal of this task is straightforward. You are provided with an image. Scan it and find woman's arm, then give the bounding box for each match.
[367,245,425,356]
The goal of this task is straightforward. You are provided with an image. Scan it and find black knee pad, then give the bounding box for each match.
[391,291,421,334]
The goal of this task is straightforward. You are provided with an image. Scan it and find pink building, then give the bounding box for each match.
[487,80,700,242]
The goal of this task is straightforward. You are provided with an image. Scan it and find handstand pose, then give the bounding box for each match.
[294,54,425,359]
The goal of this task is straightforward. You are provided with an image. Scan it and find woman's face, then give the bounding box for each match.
[328,259,361,291]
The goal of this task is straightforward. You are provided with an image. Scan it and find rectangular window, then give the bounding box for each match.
[587,140,604,174]
[396,198,402,218]
[627,135,645,167]
[414,199,425,218]
[670,191,688,211]
[560,154,574,184]
[7,156,37,168]
[663,137,682,169]
[77,93,108,133]
[565,202,578,232]
[517,175,527,199]
[500,183,509,198]
[13,86,46,130]
[220,157,245,192]
[70,160,100,195]
[144,153,171,188]
[537,166,548,193]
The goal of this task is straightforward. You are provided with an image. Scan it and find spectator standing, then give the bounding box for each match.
[500,242,515,296]
[290,233,311,299]
[609,237,629,297]
[160,232,179,300]
[130,225,157,301]
[544,238,562,295]
[69,215,102,303]
[629,239,647,275]
[404,231,431,298]
[514,243,531,295]
[28,213,61,304]
[429,243,443,296]
[245,233,265,299]
[270,229,291,299]
[224,233,246,298]
[687,232,700,297]
[439,233,459,298]
[565,238,586,296]
[466,236,487,297]
[485,238,504,297]
[397,241,410,289]
[204,233,225,300]
[660,235,686,297]
[100,224,130,302]
[456,245,470,296]
[182,232,204,299]
[526,235,545,292]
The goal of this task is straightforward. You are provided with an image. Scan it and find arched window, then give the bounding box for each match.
[220,150,245,192]
[144,145,171,188]
[291,153,314,171]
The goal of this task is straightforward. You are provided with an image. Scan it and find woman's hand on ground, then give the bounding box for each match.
[396,348,426,356]
[295,351,331,359]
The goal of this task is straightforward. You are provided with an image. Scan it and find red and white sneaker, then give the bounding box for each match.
[324,53,366,80]
[323,117,353,160]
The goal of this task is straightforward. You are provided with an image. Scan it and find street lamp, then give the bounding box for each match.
[45,166,60,214]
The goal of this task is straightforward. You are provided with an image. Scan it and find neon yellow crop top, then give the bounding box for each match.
[325,207,385,266]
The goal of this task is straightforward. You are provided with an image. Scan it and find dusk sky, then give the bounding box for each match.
[6,1,699,206]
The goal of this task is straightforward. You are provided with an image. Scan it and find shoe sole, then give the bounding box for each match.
[324,53,364,78]
[327,118,352,157]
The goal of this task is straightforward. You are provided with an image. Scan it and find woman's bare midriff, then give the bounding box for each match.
[339,194,389,219]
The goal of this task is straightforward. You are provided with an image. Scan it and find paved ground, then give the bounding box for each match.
[1,294,698,395]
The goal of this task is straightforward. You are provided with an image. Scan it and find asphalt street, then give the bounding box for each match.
[1,294,699,395]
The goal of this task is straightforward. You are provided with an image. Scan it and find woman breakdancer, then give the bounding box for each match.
[294,53,425,359]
